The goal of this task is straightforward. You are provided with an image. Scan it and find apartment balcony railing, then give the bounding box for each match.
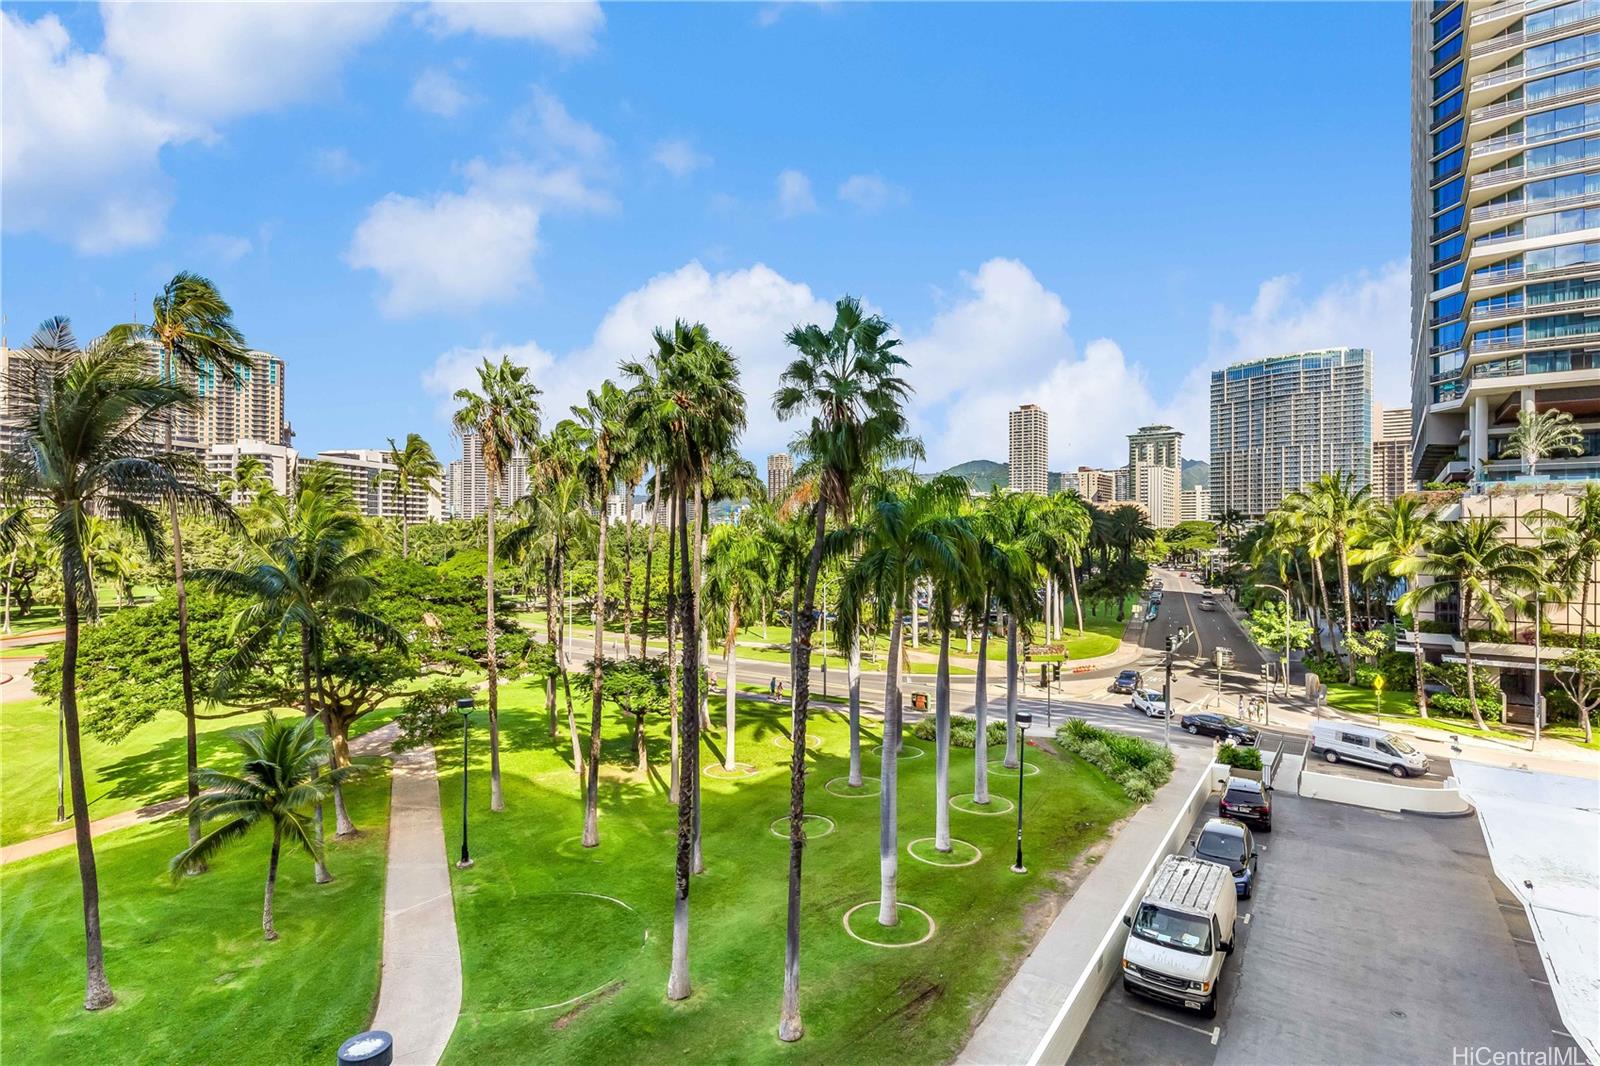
[1472,153,1596,191]
[1468,351,1600,379]
[1470,190,1600,223]
[1472,257,1600,284]
[1473,51,1600,93]
[1470,83,1600,126]
[1468,329,1600,354]
[1468,293,1596,322]
[1471,0,1567,25]
[1470,13,1600,61]
[1471,118,1600,158]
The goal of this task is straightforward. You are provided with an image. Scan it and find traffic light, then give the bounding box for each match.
[1052,662,1061,682]
[1165,634,1175,652]
[1040,664,1049,687]
[1260,664,1269,680]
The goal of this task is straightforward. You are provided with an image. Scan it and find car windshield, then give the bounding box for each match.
[1385,734,1419,755]
[1131,903,1212,955]
[1220,716,1248,729]
[1224,787,1260,805]
[1196,830,1247,866]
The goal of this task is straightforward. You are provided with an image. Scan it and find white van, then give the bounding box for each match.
[1120,855,1237,1017]
[1310,721,1430,778]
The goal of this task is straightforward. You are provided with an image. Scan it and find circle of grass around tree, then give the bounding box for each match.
[491,892,647,1012]
[842,901,937,948]
[768,813,835,840]
[906,837,982,867]
[949,794,1014,816]
[824,776,881,798]
[769,733,823,751]
[704,761,759,779]
[986,759,1040,777]
[869,742,925,760]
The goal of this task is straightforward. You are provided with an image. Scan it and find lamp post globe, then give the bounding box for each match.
[1011,711,1032,874]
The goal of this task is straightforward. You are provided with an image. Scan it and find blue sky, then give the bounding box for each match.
[2,1,1410,471]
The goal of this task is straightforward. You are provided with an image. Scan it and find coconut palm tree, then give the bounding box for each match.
[1041,491,1091,636]
[925,504,977,854]
[1399,517,1536,729]
[704,520,768,769]
[452,356,542,812]
[1352,497,1440,716]
[770,296,912,1040]
[79,516,140,618]
[1502,407,1586,479]
[379,433,442,559]
[1,319,217,1010]
[217,454,272,504]
[111,273,251,860]
[169,713,347,940]
[982,491,1047,768]
[1296,473,1372,681]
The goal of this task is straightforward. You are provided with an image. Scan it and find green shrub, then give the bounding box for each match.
[910,717,1007,749]
[1118,772,1155,804]
[394,678,477,752]
[1216,744,1262,770]
[1054,718,1170,805]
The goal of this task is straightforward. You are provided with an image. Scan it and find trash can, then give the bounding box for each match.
[911,692,928,711]
[338,1031,394,1066]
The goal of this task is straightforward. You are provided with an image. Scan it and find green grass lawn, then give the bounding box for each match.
[436,677,1131,1064]
[1,606,65,637]
[0,645,46,660]
[0,767,391,1063]
[1320,683,1528,745]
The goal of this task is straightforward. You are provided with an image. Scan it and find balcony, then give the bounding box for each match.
[1471,0,1569,26]
[1468,293,1597,323]
[1469,329,1600,354]
[1470,190,1600,223]
[1472,152,1597,192]
[1470,83,1600,128]
[1471,118,1600,159]
[1473,50,1600,93]
[1472,256,1600,287]
[1470,13,1600,62]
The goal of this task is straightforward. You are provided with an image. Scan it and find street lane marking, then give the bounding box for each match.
[1512,936,1536,945]
[1530,976,1551,986]
[1123,1004,1219,1041]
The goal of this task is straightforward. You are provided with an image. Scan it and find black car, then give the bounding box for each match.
[1218,776,1272,831]
[1179,713,1260,746]
[1110,669,1143,695]
[1190,817,1258,897]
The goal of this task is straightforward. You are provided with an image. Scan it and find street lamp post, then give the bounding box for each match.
[1533,588,1543,751]
[456,697,474,870]
[1011,711,1032,874]
[1258,583,1293,697]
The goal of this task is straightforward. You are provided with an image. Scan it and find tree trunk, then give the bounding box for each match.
[934,624,952,853]
[1462,590,1488,730]
[1337,539,1356,683]
[622,479,636,658]
[642,478,659,657]
[635,711,649,774]
[665,493,679,804]
[263,824,282,941]
[1413,637,1430,719]
[485,475,504,812]
[584,482,609,848]
[401,515,410,560]
[692,488,706,875]
[974,593,992,804]
[667,482,698,1002]
[61,557,115,1009]
[313,662,356,837]
[3,551,15,634]
[1003,614,1019,768]
[169,482,204,870]
[878,598,905,927]
[300,637,332,884]
[725,601,739,770]
[847,632,863,788]
[1069,561,1085,635]
[545,557,558,738]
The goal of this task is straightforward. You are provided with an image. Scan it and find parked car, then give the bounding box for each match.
[1310,721,1430,778]
[1110,669,1143,695]
[1121,855,1237,1018]
[1131,689,1170,717]
[1180,713,1260,746]
[1198,594,1216,612]
[1218,774,1272,831]
[1190,818,1257,898]
[1150,589,1164,605]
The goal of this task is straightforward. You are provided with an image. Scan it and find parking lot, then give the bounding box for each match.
[1069,790,1579,1066]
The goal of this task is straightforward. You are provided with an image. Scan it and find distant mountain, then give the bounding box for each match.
[939,459,1010,492]
[1181,459,1209,491]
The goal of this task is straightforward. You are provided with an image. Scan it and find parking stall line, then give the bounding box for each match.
[1241,913,1252,925]
[1122,1004,1220,1042]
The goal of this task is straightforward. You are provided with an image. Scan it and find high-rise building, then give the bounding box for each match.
[163,349,290,452]
[453,431,531,519]
[1008,404,1049,495]
[314,449,442,522]
[766,452,793,501]
[1410,2,1600,485]
[1073,466,1117,502]
[1180,485,1211,523]
[1209,349,1373,517]
[1128,424,1183,528]
[1113,465,1131,501]
[207,439,298,501]
[1372,406,1414,503]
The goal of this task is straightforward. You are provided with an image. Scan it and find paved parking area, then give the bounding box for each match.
[1069,792,1579,1066]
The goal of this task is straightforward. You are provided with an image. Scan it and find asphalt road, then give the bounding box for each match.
[1069,790,1580,1066]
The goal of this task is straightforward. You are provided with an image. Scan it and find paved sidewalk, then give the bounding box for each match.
[957,743,1213,1065]
[0,721,402,866]
[369,743,462,1066]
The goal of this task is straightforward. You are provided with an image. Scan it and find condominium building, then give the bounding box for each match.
[1209,349,1374,517]
[314,449,442,522]
[1073,466,1117,503]
[1128,424,1183,528]
[1372,405,1415,502]
[766,452,794,501]
[1113,465,1131,501]
[1008,404,1049,495]
[1180,484,1211,523]
[162,349,290,452]
[1410,0,1600,485]
[206,439,297,501]
[453,431,531,519]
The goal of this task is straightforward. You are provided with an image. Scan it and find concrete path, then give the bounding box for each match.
[0,721,402,866]
[957,744,1213,1066]
[369,742,462,1066]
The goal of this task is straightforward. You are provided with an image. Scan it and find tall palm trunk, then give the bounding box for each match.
[168,450,204,866]
[691,486,706,874]
[1068,562,1085,635]
[974,593,993,804]
[665,493,680,804]
[1003,614,1019,768]
[1413,635,1430,719]
[1461,588,1489,730]
[315,663,355,837]
[878,596,906,927]
[934,623,952,852]
[622,479,636,657]
[847,631,863,787]
[667,484,698,1002]
[61,558,114,1009]
[3,551,14,634]
[724,600,739,770]
[641,478,660,657]
[485,475,505,812]
[1337,539,1357,683]
[262,824,282,941]
[584,485,609,848]
[1313,557,1334,654]
[545,557,558,738]
[779,495,827,1042]
[401,514,410,560]
[558,552,582,778]
[299,636,331,883]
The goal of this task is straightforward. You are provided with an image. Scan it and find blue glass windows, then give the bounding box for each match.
[1434,119,1464,154]
[1433,148,1464,181]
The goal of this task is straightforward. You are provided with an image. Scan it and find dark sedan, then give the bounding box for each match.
[1109,669,1143,695]
[1190,817,1258,897]
[1179,713,1260,746]
[1218,776,1272,831]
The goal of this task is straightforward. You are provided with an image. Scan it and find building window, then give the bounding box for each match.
[1433,5,1462,43]
[1433,148,1463,182]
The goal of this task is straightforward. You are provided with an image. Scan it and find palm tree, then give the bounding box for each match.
[1,320,215,1010]
[169,713,347,940]
[197,476,402,857]
[771,296,912,1040]
[1399,517,1536,729]
[623,321,745,1004]
[79,516,140,618]
[983,491,1047,768]
[704,521,767,769]
[1041,492,1091,636]
[1,510,42,635]
[217,453,272,504]
[925,503,977,854]
[1353,497,1440,716]
[452,356,542,812]
[573,381,629,847]
[1502,407,1586,479]
[112,273,250,861]
[1531,485,1600,742]
[379,433,442,559]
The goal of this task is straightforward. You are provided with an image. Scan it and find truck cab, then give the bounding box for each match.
[1121,855,1237,1017]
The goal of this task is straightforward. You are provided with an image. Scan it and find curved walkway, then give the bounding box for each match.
[369,742,462,1066]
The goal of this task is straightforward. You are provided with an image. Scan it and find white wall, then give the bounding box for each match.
[1297,770,1470,815]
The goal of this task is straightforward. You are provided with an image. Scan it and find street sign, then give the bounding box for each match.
[1216,647,1234,669]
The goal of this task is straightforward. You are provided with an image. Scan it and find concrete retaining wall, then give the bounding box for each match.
[1027,765,1219,1066]
[1298,769,1471,815]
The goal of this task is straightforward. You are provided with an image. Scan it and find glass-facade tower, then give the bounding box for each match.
[1411,0,1600,485]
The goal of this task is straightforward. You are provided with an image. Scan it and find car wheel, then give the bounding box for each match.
[1241,885,1252,900]
[1200,982,1219,1019]
[1324,750,1339,764]
[1259,820,1272,833]
[1390,764,1407,778]
[1186,724,1198,734]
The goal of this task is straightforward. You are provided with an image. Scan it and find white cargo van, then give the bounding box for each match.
[1310,721,1430,778]
[1120,854,1236,1017]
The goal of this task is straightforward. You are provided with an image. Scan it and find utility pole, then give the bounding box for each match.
[1162,626,1193,748]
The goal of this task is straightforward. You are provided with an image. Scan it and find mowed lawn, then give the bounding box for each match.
[0,766,391,1064]
[437,678,1131,1064]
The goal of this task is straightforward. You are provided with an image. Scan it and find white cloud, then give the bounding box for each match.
[776,169,817,217]
[652,138,711,177]
[195,233,253,263]
[313,147,364,182]
[837,173,905,213]
[422,1,603,54]
[410,68,473,117]
[517,87,610,163]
